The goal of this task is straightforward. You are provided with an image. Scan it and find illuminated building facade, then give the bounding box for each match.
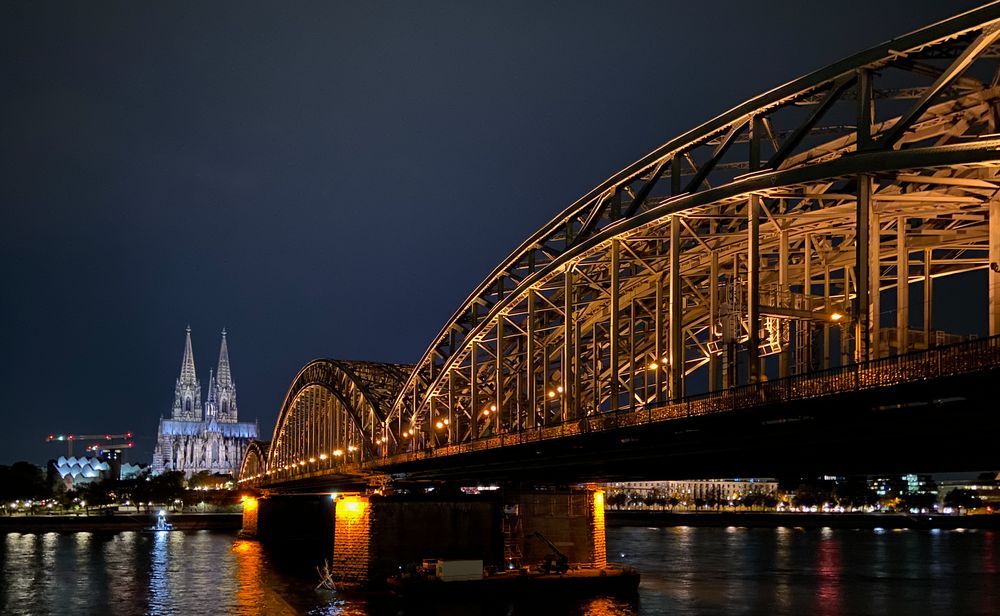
[152,327,257,477]
[607,479,778,502]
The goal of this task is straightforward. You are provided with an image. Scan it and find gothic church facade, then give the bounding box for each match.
[152,327,257,476]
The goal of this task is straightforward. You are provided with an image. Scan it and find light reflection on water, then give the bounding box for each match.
[613,526,1000,616]
[0,526,998,615]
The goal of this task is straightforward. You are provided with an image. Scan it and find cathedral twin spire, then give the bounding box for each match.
[172,327,238,423]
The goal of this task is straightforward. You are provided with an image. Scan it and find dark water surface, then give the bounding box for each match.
[1,525,997,615]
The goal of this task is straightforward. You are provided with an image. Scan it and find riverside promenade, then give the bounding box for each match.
[0,513,242,533]
[606,510,1000,530]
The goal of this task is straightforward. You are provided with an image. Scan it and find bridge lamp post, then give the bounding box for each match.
[646,360,666,405]
[434,418,450,445]
[542,386,564,426]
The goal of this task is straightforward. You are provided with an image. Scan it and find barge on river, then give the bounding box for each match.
[387,559,640,598]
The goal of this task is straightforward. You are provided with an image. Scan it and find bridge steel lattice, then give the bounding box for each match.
[241,4,1000,487]
[245,360,410,484]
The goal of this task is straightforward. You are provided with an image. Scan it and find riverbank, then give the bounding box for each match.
[0,512,242,533]
[606,510,1000,529]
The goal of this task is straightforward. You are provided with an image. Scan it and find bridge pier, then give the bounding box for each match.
[332,492,500,585]
[239,494,335,563]
[238,495,258,538]
[322,486,607,585]
[509,487,606,570]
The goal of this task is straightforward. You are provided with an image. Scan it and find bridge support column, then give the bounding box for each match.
[990,198,1000,337]
[332,495,372,584]
[669,216,683,400]
[512,487,606,569]
[747,194,761,383]
[897,217,909,353]
[238,495,259,538]
[924,249,933,345]
[855,174,876,362]
[331,494,500,585]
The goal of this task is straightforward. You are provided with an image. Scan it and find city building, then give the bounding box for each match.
[937,472,1000,508]
[606,479,778,502]
[50,456,146,489]
[151,327,257,477]
[870,474,938,498]
[50,456,108,488]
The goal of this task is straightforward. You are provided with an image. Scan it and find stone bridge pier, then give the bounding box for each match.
[240,486,607,585]
[239,494,335,563]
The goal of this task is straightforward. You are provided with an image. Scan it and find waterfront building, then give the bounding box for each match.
[50,456,146,489]
[151,328,257,477]
[606,479,778,502]
[870,474,937,498]
[50,456,108,488]
[937,472,1000,507]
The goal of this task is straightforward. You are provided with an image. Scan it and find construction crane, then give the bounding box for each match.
[45,432,134,457]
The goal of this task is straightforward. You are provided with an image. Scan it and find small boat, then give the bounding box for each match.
[142,510,176,532]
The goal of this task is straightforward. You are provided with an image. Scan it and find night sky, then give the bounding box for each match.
[1,1,985,466]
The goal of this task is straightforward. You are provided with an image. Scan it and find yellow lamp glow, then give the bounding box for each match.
[338,496,367,518]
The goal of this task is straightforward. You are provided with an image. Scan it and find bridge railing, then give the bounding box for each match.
[378,334,1000,467]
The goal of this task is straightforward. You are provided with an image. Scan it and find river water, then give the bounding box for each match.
[1,525,997,615]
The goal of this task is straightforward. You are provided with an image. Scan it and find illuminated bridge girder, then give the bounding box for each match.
[238,440,268,484]
[240,5,1000,486]
[382,4,1000,455]
[240,360,410,485]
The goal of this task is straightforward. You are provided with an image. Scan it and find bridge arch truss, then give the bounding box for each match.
[241,360,410,484]
[382,4,1000,454]
[238,440,269,484]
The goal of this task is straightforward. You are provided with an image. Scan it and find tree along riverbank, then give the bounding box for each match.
[606,510,1000,529]
[0,512,242,533]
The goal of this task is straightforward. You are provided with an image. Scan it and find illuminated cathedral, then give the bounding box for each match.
[151,327,257,477]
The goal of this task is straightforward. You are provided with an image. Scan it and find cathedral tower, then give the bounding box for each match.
[172,326,202,420]
[215,328,238,423]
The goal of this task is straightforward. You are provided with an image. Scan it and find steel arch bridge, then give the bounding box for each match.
[245,360,411,484]
[241,4,1000,487]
